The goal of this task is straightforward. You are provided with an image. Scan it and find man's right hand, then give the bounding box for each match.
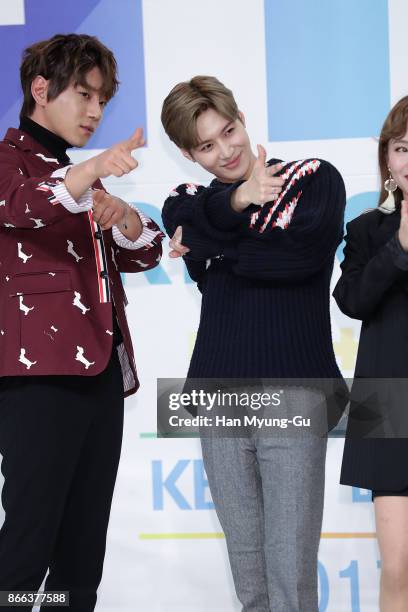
[90,128,144,179]
[64,128,145,202]
[231,145,284,212]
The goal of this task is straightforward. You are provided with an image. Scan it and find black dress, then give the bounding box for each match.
[333,205,408,491]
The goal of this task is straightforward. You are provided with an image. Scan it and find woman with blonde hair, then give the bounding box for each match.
[334,96,408,611]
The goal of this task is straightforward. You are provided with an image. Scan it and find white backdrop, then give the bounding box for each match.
[1,1,407,610]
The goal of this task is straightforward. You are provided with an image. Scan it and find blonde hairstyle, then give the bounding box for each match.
[161,76,239,150]
[378,96,408,208]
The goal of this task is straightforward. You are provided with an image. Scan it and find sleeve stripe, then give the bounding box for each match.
[112,223,162,250]
[50,166,93,213]
[50,166,72,179]
[49,183,93,213]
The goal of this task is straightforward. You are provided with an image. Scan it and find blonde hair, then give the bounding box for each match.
[161,75,239,150]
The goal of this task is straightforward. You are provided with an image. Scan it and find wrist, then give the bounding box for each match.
[80,156,100,184]
[120,201,129,230]
[85,151,110,183]
[231,184,250,212]
[63,161,97,202]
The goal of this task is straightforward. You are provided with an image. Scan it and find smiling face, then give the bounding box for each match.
[388,122,408,200]
[182,107,256,183]
[30,66,107,147]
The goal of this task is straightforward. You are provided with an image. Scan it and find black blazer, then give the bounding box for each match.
[333,206,408,491]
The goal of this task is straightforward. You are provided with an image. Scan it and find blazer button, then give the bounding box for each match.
[100,271,109,279]
[94,231,102,239]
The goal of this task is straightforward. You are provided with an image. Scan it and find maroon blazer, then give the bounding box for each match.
[0,128,163,396]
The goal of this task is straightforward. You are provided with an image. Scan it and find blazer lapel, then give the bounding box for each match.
[370,209,400,251]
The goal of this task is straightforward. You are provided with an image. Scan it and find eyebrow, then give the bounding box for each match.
[393,139,408,145]
[196,120,234,146]
[76,82,106,97]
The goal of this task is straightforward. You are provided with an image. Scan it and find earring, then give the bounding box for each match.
[379,168,398,214]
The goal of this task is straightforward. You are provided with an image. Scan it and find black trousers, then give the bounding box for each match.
[0,349,124,611]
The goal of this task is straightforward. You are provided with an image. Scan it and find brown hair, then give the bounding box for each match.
[161,75,239,150]
[378,96,408,207]
[20,33,119,119]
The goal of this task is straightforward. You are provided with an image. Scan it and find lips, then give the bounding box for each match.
[80,125,94,134]
[223,153,241,169]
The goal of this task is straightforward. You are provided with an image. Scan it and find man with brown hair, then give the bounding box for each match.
[0,34,163,611]
[161,76,346,611]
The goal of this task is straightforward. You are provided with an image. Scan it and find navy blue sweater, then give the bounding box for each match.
[162,158,345,379]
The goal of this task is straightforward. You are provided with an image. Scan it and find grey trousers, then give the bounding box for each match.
[200,388,327,612]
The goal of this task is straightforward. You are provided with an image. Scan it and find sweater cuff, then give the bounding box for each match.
[181,225,223,260]
[181,225,238,261]
[386,232,408,271]
[205,182,248,230]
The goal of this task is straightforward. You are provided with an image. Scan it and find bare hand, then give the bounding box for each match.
[91,128,144,179]
[92,189,127,230]
[231,145,284,212]
[169,226,190,258]
[398,200,408,251]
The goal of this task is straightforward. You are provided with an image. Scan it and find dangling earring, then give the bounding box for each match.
[379,168,398,214]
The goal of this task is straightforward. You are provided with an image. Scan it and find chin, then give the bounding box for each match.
[229,167,247,182]
[231,169,245,181]
[72,137,88,148]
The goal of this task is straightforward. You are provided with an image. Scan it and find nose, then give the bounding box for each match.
[219,141,233,160]
[87,96,103,121]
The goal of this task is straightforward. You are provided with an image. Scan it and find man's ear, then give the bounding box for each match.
[181,148,195,163]
[237,110,246,127]
[31,76,49,108]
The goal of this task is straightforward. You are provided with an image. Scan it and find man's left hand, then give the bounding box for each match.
[92,189,127,230]
[169,226,190,258]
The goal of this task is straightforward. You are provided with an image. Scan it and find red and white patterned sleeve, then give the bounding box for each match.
[0,144,79,229]
[110,206,164,273]
[112,206,164,249]
[49,166,94,213]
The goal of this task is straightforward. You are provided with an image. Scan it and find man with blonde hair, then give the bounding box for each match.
[161,76,346,611]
